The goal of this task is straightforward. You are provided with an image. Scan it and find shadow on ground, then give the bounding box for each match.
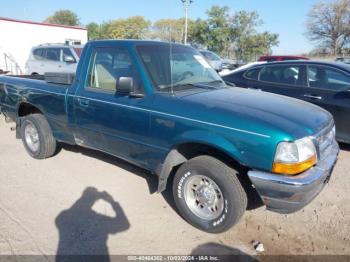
[59,143,159,194]
[55,187,130,262]
[58,143,264,215]
[190,242,257,262]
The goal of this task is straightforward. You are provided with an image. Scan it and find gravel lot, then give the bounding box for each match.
[0,116,349,258]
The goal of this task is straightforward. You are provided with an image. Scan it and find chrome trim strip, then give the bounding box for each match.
[18,88,271,138]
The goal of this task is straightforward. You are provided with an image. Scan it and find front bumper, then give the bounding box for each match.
[247,140,339,214]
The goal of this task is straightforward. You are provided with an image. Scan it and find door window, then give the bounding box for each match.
[259,65,301,86]
[244,68,261,80]
[33,48,45,60]
[63,48,76,62]
[86,47,140,92]
[43,48,61,62]
[308,66,350,91]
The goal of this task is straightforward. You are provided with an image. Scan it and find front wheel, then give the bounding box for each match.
[173,155,247,233]
[20,114,56,159]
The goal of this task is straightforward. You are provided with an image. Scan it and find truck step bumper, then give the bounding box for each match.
[247,140,339,214]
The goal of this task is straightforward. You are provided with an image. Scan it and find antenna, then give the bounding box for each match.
[169,30,174,95]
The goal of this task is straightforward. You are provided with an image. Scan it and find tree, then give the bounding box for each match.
[86,23,100,40]
[205,6,231,54]
[189,6,279,60]
[152,19,184,43]
[237,32,279,61]
[108,16,150,39]
[307,0,350,55]
[44,10,80,26]
[86,22,111,40]
[229,11,279,60]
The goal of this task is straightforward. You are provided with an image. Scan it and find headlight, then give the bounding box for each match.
[272,137,317,175]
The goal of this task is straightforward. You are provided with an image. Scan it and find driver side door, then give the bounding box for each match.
[303,64,350,142]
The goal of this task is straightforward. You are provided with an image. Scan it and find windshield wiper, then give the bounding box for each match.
[162,83,215,91]
[198,80,225,85]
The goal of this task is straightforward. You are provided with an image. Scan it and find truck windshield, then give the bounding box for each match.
[137,44,225,92]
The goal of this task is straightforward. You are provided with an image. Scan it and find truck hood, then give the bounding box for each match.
[174,87,332,139]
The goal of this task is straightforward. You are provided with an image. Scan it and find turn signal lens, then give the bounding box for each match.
[272,155,317,175]
[273,137,317,175]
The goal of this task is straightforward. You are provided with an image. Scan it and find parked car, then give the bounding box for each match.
[335,57,350,64]
[222,59,245,70]
[25,43,83,75]
[0,41,339,233]
[199,50,223,71]
[258,55,309,62]
[220,61,266,77]
[0,69,10,75]
[222,60,350,143]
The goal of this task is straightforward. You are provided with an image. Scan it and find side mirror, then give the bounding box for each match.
[117,77,133,94]
[116,77,144,98]
[64,55,75,63]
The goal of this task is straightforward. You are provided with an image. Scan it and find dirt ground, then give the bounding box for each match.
[0,116,349,258]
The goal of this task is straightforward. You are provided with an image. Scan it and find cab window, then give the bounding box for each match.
[86,47,141,93]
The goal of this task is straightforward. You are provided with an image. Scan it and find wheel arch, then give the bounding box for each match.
[17,102,44,117]
[16,102,46,138]
[156,131,247,193]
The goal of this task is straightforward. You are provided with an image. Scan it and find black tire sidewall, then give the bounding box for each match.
[173,157,244,233]
[20,116,45,158]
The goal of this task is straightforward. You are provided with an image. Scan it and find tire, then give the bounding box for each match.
[173,155,247,233]
[20,114,56,159]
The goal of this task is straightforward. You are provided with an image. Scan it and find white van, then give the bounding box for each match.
[25,44,83,75]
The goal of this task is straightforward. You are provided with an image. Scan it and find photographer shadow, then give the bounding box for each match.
[55,187,130,262]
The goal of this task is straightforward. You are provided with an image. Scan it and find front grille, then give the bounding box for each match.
[314,124,336,160]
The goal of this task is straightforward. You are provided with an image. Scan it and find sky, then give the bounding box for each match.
[0,0,322,55]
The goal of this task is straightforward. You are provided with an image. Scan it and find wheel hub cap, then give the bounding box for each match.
[184,174,224,221]
[24,122,40,152]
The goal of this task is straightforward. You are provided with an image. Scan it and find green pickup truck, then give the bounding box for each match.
[0,40,339,233]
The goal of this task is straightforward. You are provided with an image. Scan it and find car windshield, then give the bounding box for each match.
[137,44,224,92]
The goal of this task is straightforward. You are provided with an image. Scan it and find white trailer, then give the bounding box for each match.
[0,17,88,74]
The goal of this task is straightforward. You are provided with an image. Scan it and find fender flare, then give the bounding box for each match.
[156,149,187,193]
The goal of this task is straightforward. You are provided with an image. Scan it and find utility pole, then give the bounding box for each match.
[181,0,193,45]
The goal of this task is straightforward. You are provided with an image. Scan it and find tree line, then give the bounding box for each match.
[44,1,350,59]
[44,6,279,61]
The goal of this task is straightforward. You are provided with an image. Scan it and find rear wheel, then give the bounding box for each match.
[20,114,56,159]
[173,155,247,233]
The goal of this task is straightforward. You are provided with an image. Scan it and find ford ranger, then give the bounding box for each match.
[0,40,339,233]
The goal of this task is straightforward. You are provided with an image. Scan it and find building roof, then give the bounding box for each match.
[0,17,87,31]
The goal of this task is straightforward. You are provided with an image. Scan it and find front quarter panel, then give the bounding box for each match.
[148,93,285,172]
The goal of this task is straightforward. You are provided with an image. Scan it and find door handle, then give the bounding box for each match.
[304,94,322,100]
[78,98,90,107]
